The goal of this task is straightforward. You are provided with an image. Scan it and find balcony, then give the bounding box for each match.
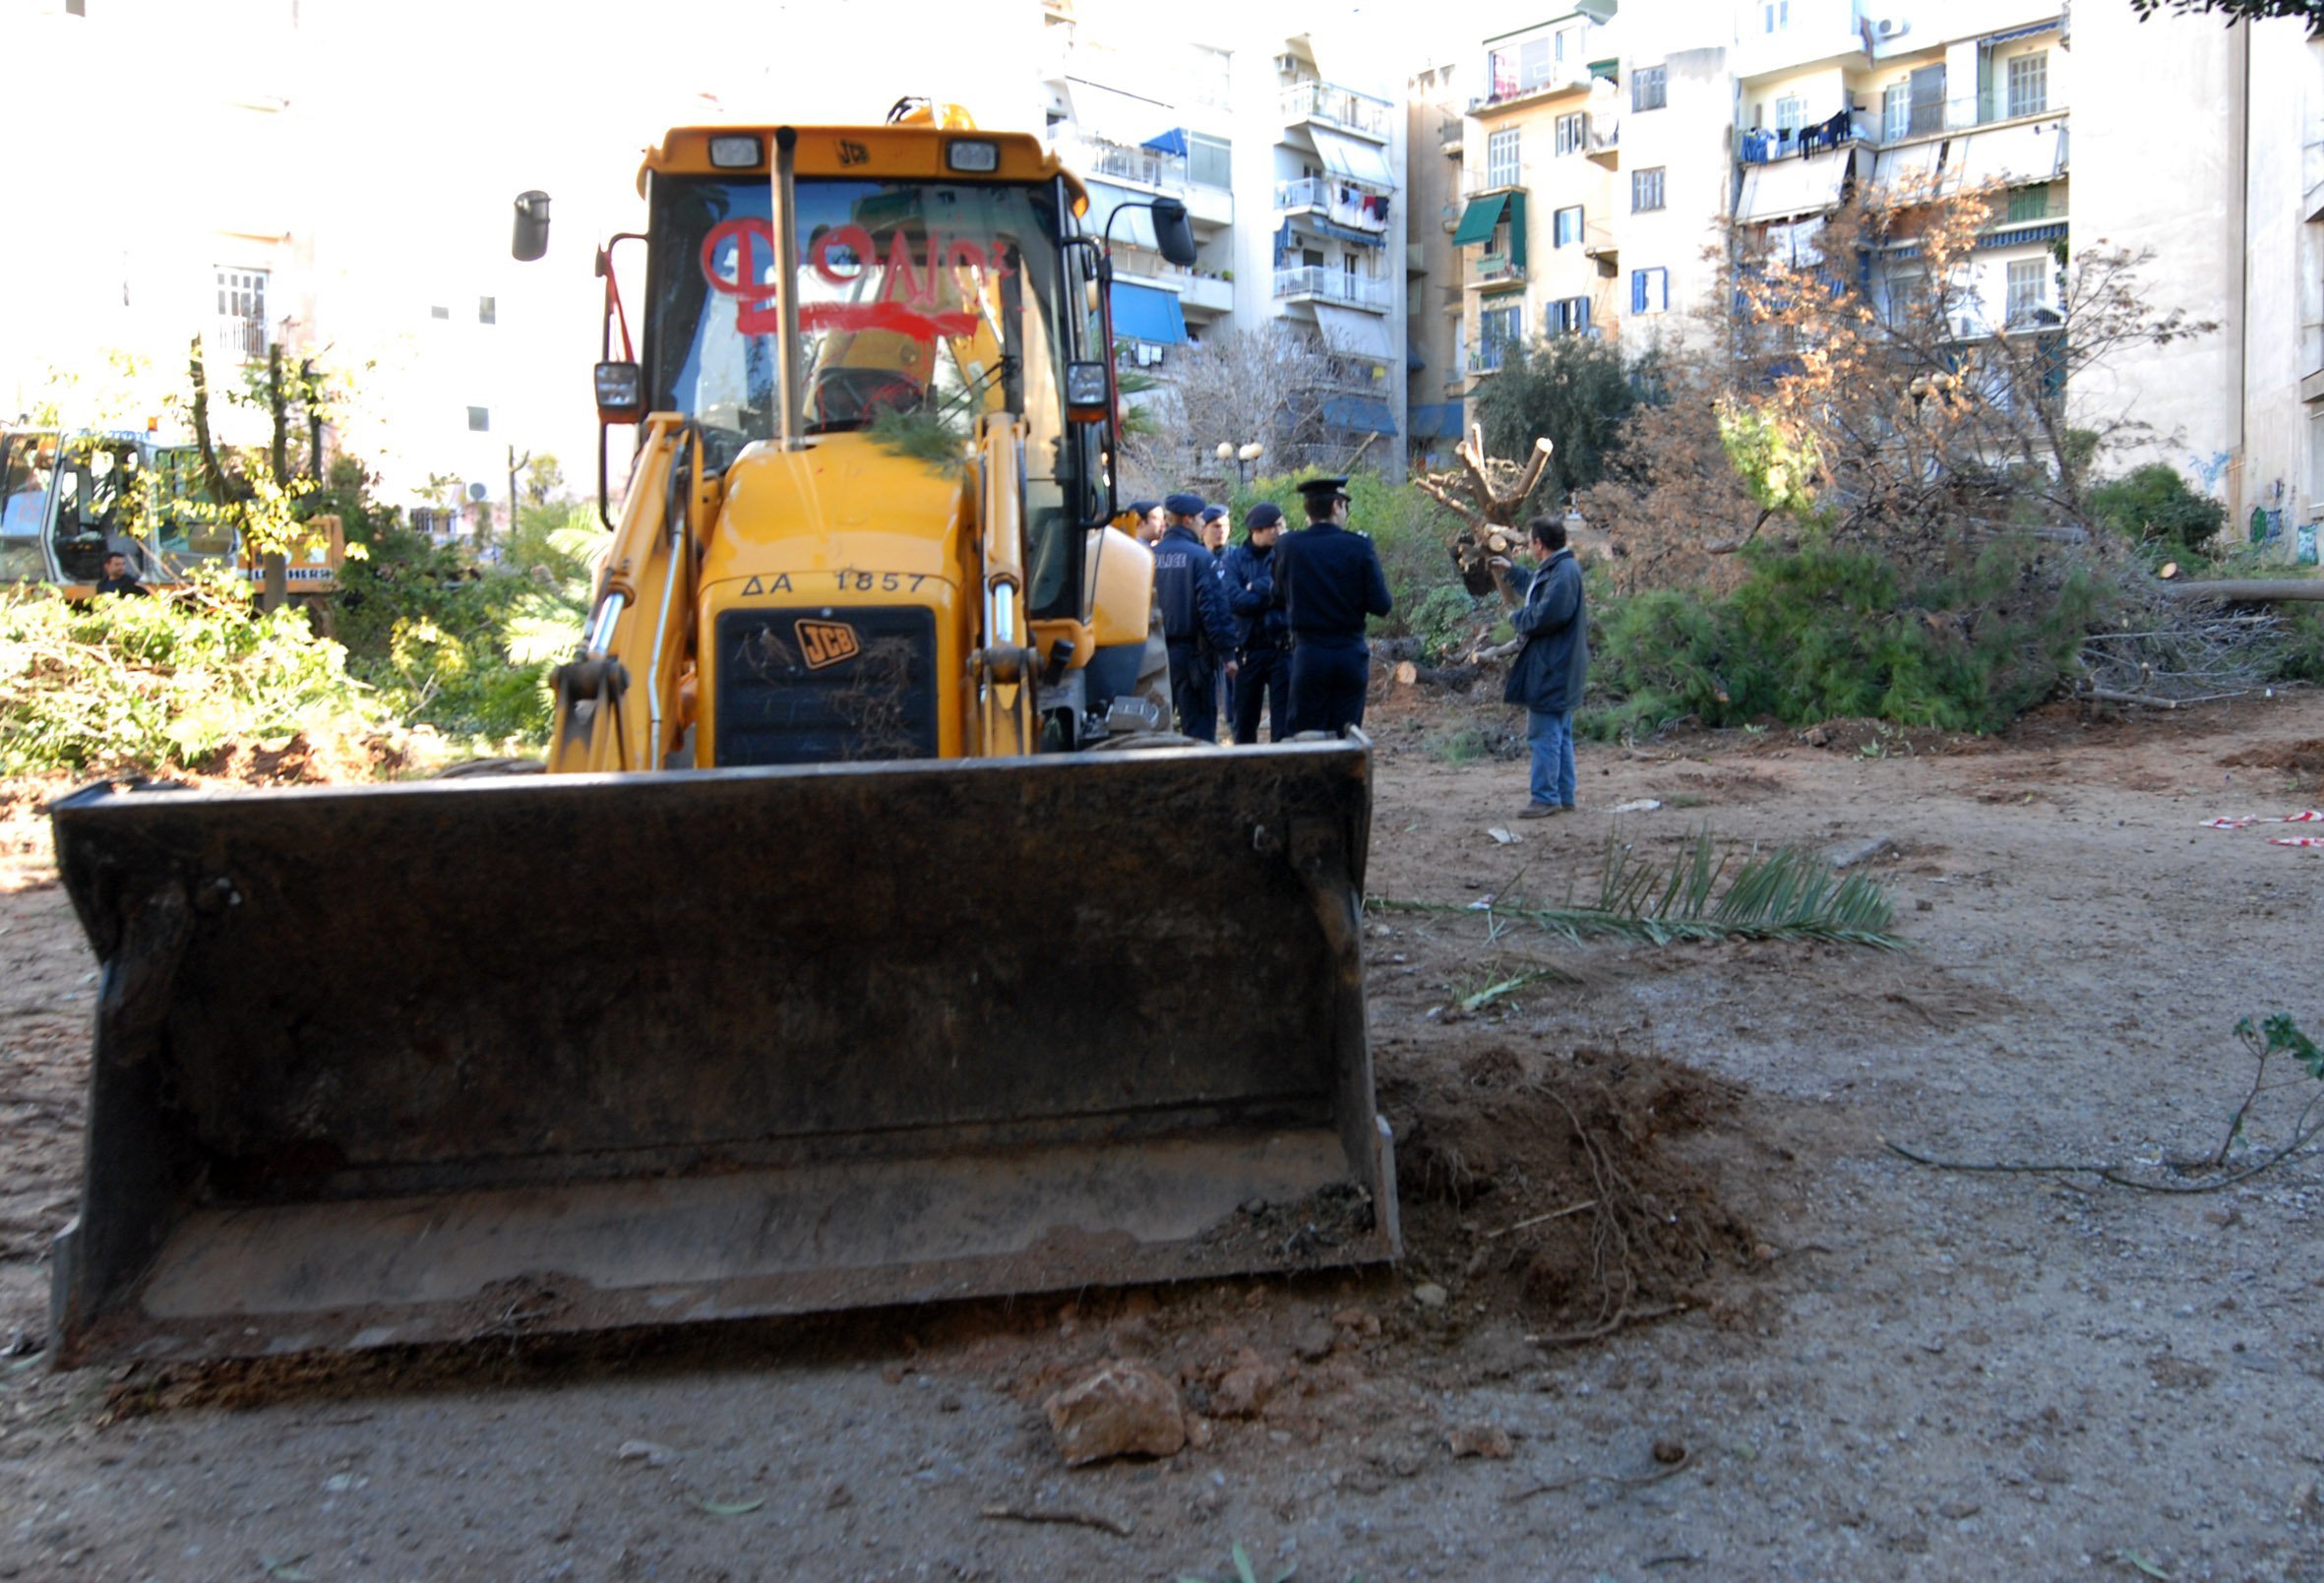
[1470,63,1597,115]
[1058,133,1185,193]
[1584,121,1619,166]
[1273,267,1391,313]
[1273,177,1392,235]
[1179,274,1233,316]
[1281,79,1392,142]
[1471,254,1526,290]
[1440,116,1465,155]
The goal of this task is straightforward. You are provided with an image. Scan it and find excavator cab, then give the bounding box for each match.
[45,117,1395,1368]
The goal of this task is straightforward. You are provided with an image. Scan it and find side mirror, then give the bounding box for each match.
[1065,361,1110,425]
[512,190,552,263]
[594,361,645,425]
[1150,197,1196,268]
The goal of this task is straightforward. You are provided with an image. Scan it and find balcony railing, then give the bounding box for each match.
[1281,79,1391,140]
[1473,254,1525,287]
[1272,267,1391,312]
[1468,342,1511,374]
[1273,177,1391,232]
[1058,133,1187,193]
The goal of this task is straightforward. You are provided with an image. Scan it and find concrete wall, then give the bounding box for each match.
[2065,6,2243,499]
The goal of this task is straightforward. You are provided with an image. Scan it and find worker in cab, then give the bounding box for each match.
[1223,502,1291,744]
[94,550,150,598]
[1152,492,1239,742]
[1270,476,1392,736]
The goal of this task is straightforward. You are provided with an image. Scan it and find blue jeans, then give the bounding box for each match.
[1527,708,1575,808]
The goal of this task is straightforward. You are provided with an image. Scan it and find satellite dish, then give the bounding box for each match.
[467,482,488,502]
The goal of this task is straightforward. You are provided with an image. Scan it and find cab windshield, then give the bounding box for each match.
[647,174,1080,611]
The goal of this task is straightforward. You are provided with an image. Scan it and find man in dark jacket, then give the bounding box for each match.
[1271,476,1393,735]
[1221,502,1291,743]
[93,550,150,598]
[1497,514,1588,818]
[1152,493,1240,741]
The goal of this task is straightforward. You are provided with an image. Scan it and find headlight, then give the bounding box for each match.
[946,139,1000,173]
[708,135,764,169]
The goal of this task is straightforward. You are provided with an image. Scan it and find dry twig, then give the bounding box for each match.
[980,1504,1134,1539]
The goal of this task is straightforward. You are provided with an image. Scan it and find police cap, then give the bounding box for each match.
[1163,492,1207,518]
[1296,475,1350,502]
[1246,502,1284,530]
[1125,499,1160,518]
[1199,504,1226,522]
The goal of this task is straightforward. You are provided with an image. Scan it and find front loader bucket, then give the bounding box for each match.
[46,740,1395,1366]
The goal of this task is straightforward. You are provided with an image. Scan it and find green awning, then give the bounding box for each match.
[1451,193,1511,247]
[1504,191,1529,268]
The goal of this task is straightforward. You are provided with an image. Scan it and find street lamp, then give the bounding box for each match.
[1217,440,1263,490]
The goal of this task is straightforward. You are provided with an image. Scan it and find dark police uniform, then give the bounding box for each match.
[1152,515,1240,742]
[1269,478,1393,736]
[1221,514,1290,745]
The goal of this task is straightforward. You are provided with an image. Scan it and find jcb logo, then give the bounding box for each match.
[796,619,862,670]
[835,139,870,166]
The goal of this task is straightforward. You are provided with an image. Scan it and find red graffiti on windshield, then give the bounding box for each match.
[702,218,1009,341]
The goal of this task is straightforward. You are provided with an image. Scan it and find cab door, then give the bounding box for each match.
[0,432,61,585]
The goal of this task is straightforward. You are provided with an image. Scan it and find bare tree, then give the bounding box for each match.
[1131,324,1360,490]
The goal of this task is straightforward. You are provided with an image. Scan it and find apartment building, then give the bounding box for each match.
[1448,6,1623,392]
[0,0,315,442]
[1407,54,1473,467]
[1039,2,1409,478]
[2073,6,2324,551]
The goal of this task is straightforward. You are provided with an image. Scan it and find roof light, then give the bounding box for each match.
[708,135,764,168]
[947,139,1001,173]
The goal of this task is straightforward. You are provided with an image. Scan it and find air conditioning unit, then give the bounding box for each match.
[1874,17,1907,38]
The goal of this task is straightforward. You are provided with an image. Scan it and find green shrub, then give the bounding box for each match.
[1229,469,1468,647]
[2085,464,2226,559]
[1579,538,2103,739]
[334,500,600,748]
[0,571,384,776]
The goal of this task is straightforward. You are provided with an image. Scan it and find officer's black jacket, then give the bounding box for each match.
[1221,541,1287,649]
[1152,522,1239,650]
[1268,520,1392,639]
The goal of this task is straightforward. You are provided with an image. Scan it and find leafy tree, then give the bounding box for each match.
[1469,335,1635,501]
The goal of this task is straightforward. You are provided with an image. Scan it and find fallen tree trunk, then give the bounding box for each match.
[2158,578,2324,603]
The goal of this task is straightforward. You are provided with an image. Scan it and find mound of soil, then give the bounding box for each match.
[1379,1040,1760,1344]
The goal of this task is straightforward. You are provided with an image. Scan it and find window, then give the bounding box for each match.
[478,296,497,326]
[2005,258,2047,324]
[1555,112,1587,155]
[214,268,270,360]
[1763,0,1789,31]
[1630,267,1669,315]
[1882,83,1909,142]
[1487,127,1521,187]
[1908,65,1946,137]
[1631,167,1666,213]
[2006,51,2048,118]
[1547,296,1591,335]
[1554,205,1584,247]
[1632,64,1667,112]
[2007,184,2049,223]
[1885,271,1928,328]
[430,304,450,320]
[1775,96,1803,140]
[1187,131,1232,189]
[467,406,491,432]
[1479,303,1521,369]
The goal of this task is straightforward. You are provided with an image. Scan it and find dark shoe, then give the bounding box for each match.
[1560,803,1577,813]
[1517,802,1560,820]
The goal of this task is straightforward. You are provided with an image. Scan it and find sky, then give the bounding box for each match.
[0,0,1426,500]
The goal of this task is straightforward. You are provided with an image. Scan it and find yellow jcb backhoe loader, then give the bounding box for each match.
[46,104,1396,1367]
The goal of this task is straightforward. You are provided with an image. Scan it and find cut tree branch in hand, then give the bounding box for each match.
[1425,432,1557,599]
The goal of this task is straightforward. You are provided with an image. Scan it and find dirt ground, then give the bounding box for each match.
[9,689,2324,1581]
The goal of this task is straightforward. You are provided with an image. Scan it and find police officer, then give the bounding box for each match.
[1270,476,1392,736]
[1152,492,1239,742]
[1222,502,1291,744]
